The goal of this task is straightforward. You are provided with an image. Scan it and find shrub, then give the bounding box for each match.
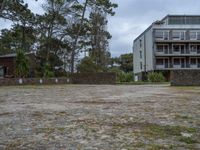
[109,68,134,82]
[148,72,165,82]
[15,49,29,78]
[43,63,54,78]
[77,57,105,73]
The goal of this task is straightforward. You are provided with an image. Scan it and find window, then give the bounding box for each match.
[156,59,164,65]
[190,32,197,40]
[168,16,200,25]
[173,45,185,53]
[190,45,197,52]
[140,62,143,70]
[172,31,180,39]
[164,31,169,40]
[197,45,200,54]
[155,31,163,39]
[173,45,180,52]
[197,32,200,40]
[190,31,200,40]
[155,30,169,40]
[157,45,164,52]
[191,58,197,65]
[180,45,185,51]
[174,59,180,65]
[140,51,142,59]
[172,31,185,40]
[156,45,169,53]
[186,17,200,24]
[0,67,4,77]
[164,45,169,51]
[180,32,185,40]
[139,39,142,48]
[168,16,185,25]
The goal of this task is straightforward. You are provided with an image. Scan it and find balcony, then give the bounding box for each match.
[154,30,200,42]
[155,44,200,56]
[155,58,200,70]
[190,64,198,69]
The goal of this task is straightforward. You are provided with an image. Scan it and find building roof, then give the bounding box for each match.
[133,14,200,43]
[161,14,200,21]
[0,53,17,58]
[0,52,36,58]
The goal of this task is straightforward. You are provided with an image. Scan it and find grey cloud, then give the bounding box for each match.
[1,0,200,57]
[108,0,200,56]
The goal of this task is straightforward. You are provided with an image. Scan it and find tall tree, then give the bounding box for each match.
[0,25,36,55]
[70,0,118,73]
[0,0,36,53]
[88,8,111,68]
[35,0,79,76]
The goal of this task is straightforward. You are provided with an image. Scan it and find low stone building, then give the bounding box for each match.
[0,53,36,78]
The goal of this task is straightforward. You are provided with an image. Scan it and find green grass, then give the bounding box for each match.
[116,81,170,85]
[179,137,198,144]
[142,124,197,138]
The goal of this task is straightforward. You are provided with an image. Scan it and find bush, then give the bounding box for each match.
[148,72,165,82]
[109,68,134,82]
[77,57,106,73]
[119,72,134,82]
[15,49,29,78]
[43,63,54,78]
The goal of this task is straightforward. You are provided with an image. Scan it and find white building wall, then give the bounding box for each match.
[133,35,145,74]
[133,28,154,75]
[145,28,154,72]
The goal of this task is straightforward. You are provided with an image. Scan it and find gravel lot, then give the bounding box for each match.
[0,84,200,150]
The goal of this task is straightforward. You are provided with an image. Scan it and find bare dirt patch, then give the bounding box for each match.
[0,85,199,149]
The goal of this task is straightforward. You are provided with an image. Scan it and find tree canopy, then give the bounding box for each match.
[0,0,118,77]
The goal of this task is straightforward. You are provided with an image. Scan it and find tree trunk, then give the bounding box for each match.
[0,0,6,15]
[70,0,89,73]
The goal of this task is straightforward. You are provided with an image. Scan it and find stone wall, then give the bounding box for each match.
[171,70,200,86]
[0,78,71,86]
[72,73,116,85]
[0,73,116,86]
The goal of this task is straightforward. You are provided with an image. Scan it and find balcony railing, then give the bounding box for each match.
[156,64,200,70]
[155,50,200,55]
[154,31,200,41]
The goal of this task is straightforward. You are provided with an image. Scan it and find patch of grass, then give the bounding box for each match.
[56,111,68,116]
[147,144,166,150]
[57,127,65,132]
[32,111,43,118]
[116,81,170,85]
[134,142,146,148]
[175,115,192,120]
[144,124,197,138]
[0,112,13,116]
[179,137,197,144]
[37,126,66,134]
[6,139,22,149]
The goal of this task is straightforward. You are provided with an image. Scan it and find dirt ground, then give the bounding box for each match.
[0,84,200,150]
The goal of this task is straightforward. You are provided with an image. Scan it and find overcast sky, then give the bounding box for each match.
[1,0,200,57]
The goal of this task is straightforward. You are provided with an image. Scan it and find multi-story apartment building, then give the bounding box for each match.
[133,15,200,81]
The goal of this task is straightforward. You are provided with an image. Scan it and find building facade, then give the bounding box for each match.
[0,53,36,78]
[133,15,200,81]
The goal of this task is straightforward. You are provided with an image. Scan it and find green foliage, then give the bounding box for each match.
[0,25,36,55]
[119,53,133,72]
[15,49,29,78]
[109,68,133,82]
[43,63,54,78]
[0,0,118,76]
[77,57,106,73]
[110,53,133,73]
[179,137,197,144]
[148,72,165,82]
